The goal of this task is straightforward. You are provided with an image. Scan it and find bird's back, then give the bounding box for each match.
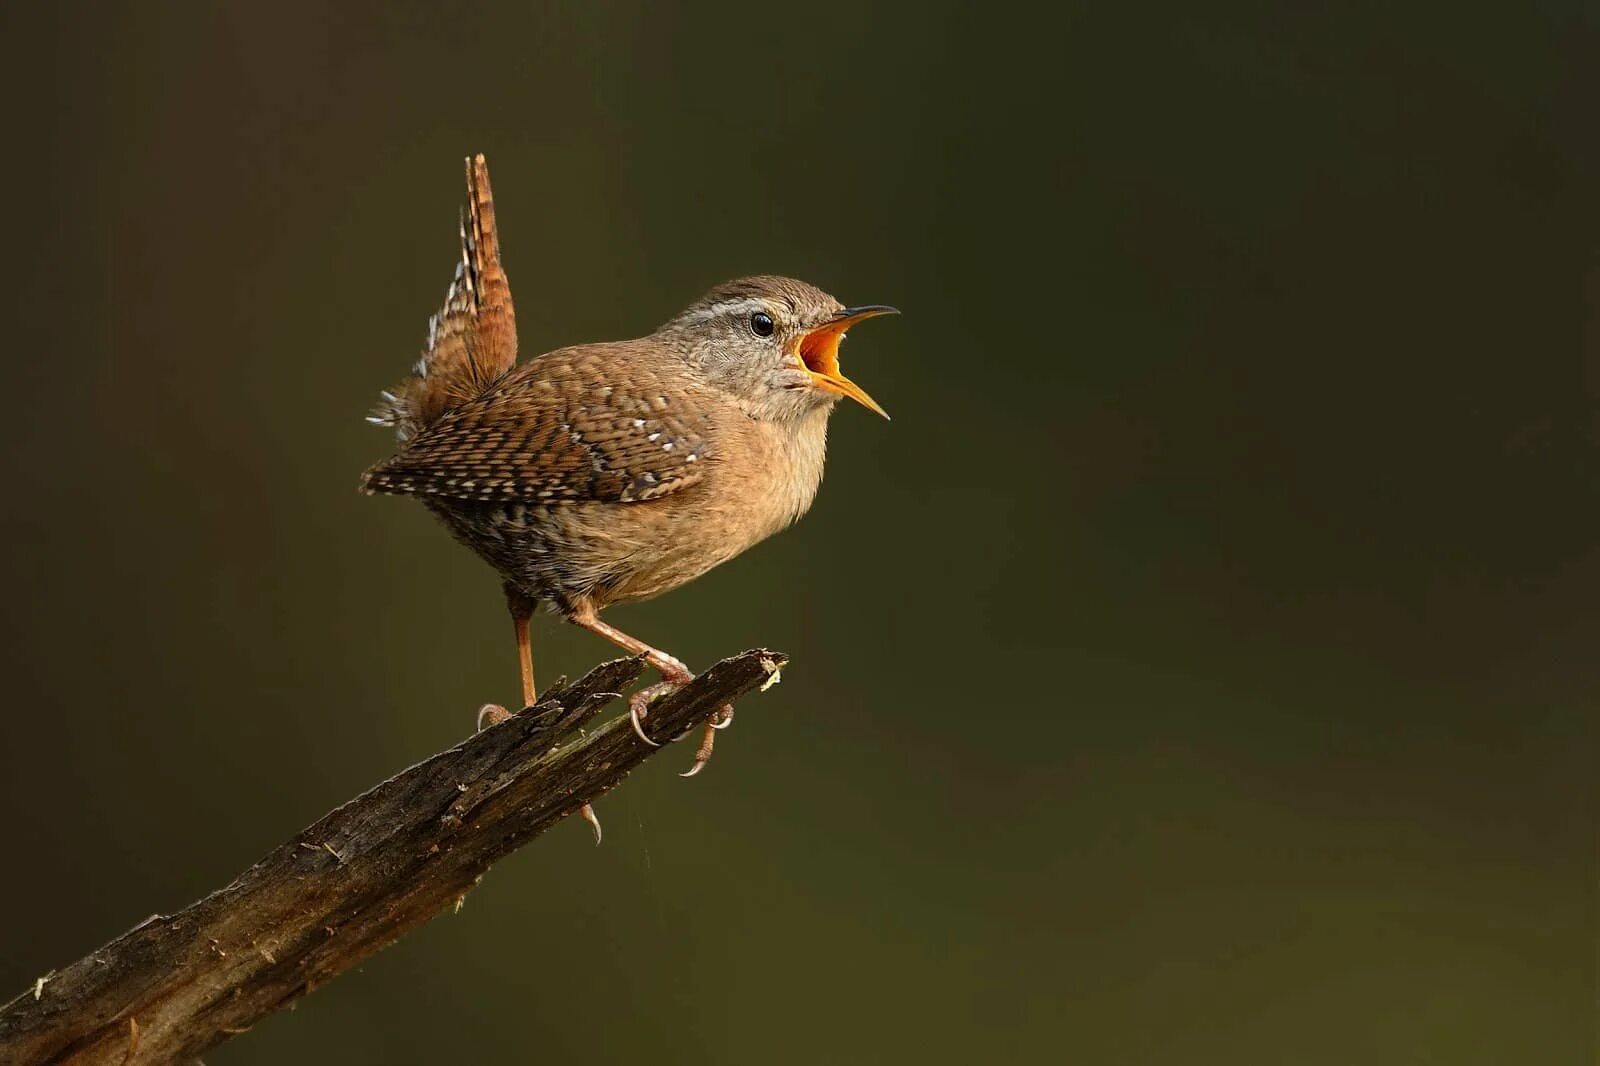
[365,339,713,504]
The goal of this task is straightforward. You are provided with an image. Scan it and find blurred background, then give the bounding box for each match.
[1,2,1593,1063]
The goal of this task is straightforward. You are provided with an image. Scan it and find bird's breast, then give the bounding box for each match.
[569,408,831,607]
[718,406,831,541]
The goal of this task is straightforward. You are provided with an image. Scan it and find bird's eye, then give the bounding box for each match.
[750,311,775,338]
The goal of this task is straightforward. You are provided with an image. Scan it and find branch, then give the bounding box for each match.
[0,649,785,1065]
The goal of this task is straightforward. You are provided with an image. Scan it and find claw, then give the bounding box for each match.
[678,714,722,778]
[711,706,735,730]
[629,692,661,747]
[580,803,602,845]
[476,703,511,731]
[628,680,680,747]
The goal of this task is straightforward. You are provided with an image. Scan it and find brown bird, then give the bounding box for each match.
[361,156,895,829]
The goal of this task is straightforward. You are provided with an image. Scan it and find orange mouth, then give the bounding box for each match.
[796,305,897,419]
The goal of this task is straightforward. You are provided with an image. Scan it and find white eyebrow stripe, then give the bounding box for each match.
[677,298,769,325]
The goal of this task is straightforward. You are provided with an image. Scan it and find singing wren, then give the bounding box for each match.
[361,155,896,802]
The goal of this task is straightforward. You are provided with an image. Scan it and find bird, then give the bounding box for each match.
[361,155,896,832]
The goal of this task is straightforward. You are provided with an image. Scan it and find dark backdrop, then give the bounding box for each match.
[1,3,1593,1063]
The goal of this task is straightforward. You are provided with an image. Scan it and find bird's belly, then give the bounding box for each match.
[551,490,785,606]
[427,490,788,611]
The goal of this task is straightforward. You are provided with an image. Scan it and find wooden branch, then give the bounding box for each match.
[0,649,785,1065]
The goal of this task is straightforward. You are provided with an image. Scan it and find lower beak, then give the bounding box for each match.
[797,305,898,419]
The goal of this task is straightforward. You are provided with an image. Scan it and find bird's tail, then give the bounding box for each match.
[367,154,519,442]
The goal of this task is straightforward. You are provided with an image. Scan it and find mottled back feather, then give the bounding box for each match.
[361,342,712,504]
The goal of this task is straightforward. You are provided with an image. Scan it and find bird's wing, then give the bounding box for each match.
[368,154,519,441]
[360,352,711,503]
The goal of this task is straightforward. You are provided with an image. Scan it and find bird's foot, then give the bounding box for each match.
[680,705,734,778]
[628,659,695,746]
[628,681,675,747]
[476,703,513,731]
[625,666,734,776]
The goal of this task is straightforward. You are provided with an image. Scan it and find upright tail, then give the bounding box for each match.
[367,154,520,442]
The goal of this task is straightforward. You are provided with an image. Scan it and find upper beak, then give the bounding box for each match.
[797,305,899,419]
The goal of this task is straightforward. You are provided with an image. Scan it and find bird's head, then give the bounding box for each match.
[658,275,897,422]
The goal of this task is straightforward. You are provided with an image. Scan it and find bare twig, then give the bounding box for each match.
[0,649,786,1065]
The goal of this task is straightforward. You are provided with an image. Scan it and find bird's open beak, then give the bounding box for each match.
[797,305,898,419]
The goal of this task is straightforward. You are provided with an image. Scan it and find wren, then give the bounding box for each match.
[362,156,896,831]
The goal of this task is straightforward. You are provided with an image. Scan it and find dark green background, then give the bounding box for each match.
[1,2,1593,1063]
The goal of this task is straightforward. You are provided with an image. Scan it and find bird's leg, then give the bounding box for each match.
[505,582,538,710]
[567,600,733,770]
[567,600,693,681]
[506,583,601,844]
[567,605,690,747]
